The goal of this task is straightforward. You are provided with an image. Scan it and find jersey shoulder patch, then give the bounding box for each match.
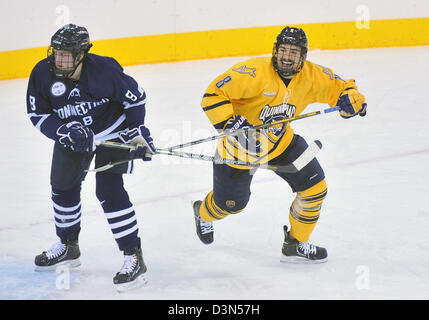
[232,65,256,78]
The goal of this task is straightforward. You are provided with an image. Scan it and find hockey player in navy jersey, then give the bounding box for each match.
[27,24,154,290]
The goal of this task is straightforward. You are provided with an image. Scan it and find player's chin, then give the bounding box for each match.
[56,66,74,72]
[279,68,294,76]
[279,64,295,73]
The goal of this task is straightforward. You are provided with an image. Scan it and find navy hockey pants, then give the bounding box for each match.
[211,134,326,213]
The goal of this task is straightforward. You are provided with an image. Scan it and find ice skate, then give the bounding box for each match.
[193,200,214,244]
[34,239,81,271]
[280,225,328,264]
[113,247,148,292]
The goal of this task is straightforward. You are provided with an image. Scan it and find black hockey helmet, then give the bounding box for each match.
[272,26,308,77]
[47,24,92,78]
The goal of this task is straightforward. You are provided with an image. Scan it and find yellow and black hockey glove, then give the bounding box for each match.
[337,88,367,119]
[224,115,262,154]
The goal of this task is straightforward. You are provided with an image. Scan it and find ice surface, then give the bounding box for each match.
[0,46,428,299]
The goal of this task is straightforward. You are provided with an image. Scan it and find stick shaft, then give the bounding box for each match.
[165,106,339,151]
[93,140,322,174]
[155,149,283,171]
[95,141,273,169]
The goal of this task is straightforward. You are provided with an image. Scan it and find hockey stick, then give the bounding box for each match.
[87,159,132,173]
[164,106,340,151]
[88,140,322,173]
[89,104,336,172]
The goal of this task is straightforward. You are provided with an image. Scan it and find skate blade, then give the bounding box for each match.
[197,233,214,245]
[34,258,81,272]
[280,255,328,264]
[115,273,148,293]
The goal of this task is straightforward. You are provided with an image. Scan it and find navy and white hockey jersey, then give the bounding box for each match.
[26,53,147,143]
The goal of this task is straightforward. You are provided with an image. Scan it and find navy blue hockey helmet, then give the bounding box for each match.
[272,27,308,77]
[47,24,92,78]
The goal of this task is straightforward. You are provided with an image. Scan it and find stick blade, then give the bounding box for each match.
[293,140,322,171]
[85,163,115,173]
[85,159,131,173]
[276,140,322,173]
[314,140,322,149]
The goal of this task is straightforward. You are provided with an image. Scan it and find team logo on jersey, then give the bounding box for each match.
[232,65,256,77]
[68,88,81,99]
[259,103,296,142]
[259,103,296,122]
[51,82,66,96]
[53,98,110,119]
[262,115,288,143]
[225,200,236,208]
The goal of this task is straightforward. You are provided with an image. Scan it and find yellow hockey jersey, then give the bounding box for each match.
[201,57,358,169]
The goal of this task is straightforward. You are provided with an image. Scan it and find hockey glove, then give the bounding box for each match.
[56,121,95,153]
[224,115,262,154]
[118,124,155,161]
[337,88,367,119]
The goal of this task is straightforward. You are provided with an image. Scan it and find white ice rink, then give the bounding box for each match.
[0,46,428,300]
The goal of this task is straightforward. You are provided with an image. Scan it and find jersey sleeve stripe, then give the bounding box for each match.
[28,113,52,131]
[123,99,146,110]
[94,114,126,140]
[202,100,231,111]
[203,93,218,98]
[213,119,229,130]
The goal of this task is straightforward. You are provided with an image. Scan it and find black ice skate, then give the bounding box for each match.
[281,225,328,264]
[113,247,148,292]
[193,200,214,245]
[34,239,81,271]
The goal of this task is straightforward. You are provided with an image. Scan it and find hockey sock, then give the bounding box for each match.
[51,184,82,241]
[289,179,327,243]
[199,191,244,222]
[95,173,140,251]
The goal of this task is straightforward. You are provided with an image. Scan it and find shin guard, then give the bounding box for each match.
[289,179,327,243]
[52,185,82,241]
[199,191,244,222]
[96,173,140,251]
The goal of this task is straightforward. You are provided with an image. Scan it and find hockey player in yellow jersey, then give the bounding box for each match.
[192,26,367,263]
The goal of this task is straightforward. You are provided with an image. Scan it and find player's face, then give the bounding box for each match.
[53,49,76,71]
[276,44,301,76]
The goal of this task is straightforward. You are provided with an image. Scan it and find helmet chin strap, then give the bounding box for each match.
[67,57,85,80]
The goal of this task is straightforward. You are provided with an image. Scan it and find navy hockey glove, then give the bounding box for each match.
[56,121,95,153]
[118,124,155,161]
[337,88,367,119]
[224,115,262,154]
